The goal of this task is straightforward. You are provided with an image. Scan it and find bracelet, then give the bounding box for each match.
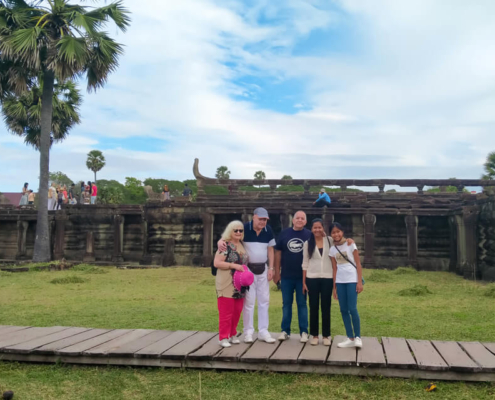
[268,267,274,271]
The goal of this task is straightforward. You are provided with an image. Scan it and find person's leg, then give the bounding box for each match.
[231,298,244,338]
[313,199,325,208]
[256,270,270,338]
[295,278,308,334]
[306,278,320,337]
[242,275,257,336]
[217,297,234,341]
[346,283,361,338]
[321,279,333,338]
[336,283,354,338]
[280,278,295,335]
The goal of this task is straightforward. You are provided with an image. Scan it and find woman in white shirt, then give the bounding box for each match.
[329,222,364,349]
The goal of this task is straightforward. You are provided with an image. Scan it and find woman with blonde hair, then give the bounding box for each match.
[214,220,249,348]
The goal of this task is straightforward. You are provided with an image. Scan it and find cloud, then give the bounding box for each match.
[1,0,495,192]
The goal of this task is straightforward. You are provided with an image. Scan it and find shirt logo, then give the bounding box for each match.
[287,238,304,253]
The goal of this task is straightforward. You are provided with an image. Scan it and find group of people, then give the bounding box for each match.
[213,206,364,349]
[19,183,35,206]
[79,181,98,205]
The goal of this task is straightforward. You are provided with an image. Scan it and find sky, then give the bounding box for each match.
[1,0,495,192]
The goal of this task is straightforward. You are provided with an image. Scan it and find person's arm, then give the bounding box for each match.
[274,250,281,284]
[353,249,363,293]
[331,256,338,300]
[267,246,274,282]
[346,238,355,246]
[217,239,227,253]
[302,242,309,294]
[214,251,243,272]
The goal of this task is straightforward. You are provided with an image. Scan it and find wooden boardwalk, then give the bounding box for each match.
[0,325,494,382]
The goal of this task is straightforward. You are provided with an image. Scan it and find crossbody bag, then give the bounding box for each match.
[334,243,365,285]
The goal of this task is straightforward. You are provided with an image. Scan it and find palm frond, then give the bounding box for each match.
[86,1,130,32]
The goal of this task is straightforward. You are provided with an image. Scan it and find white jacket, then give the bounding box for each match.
[302,236,334,279]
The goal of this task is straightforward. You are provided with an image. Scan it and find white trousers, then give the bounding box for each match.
[243,268,270,337]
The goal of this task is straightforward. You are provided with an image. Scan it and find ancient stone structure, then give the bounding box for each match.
[1,159,494,282]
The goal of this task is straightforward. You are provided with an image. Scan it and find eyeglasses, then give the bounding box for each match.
[233,229,244,233]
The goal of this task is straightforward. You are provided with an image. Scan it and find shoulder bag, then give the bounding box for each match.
[334,243,365,285]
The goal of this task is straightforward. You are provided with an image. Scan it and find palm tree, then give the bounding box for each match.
[86,150,105,183]
[0,0,130,262]
[2,78,81,149]
[482,151,495,180]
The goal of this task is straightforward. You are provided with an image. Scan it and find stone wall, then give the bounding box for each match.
[478,196,495,281]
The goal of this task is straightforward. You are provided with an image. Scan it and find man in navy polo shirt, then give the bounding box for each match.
[218,207,276,343]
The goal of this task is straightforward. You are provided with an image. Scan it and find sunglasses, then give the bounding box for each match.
[233,229,244,233]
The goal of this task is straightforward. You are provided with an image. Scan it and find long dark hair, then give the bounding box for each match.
[24,182,28,189]
[307,218,325,259]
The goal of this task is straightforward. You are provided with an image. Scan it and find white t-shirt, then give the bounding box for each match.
[329,242,358,283]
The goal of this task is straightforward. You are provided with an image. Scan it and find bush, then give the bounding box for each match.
[484,285,495,298]
[398,285,432,296]
[71,264,109,274]
[50,276,88,284]
[368,270,392,282]
[394,266,419,275]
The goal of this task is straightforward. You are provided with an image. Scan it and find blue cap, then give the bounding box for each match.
[253,207,269,219]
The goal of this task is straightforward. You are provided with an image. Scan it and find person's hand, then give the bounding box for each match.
[273,273,280,285]
[312,202,316,205]
[333,288,338,300]
[356,282,364,294]
[267,269,273,282]
[303,283,308,295]
[232,264,244,272]
[346,238,355,246]
[217,239,227,252]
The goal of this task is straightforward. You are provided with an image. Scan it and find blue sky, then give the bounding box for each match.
[1,0,495,192]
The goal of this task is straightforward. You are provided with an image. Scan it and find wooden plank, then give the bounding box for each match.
[3,327,89,354]
[162,331,217,360]
[35,329,111,355]
[0,327,68,349]
[0,326,30,337]
[459,342,495,372]
[215,333,257,362]
[240,333,280,363]
[107,330,172,357]
[357,337,386,367]
[407,340,448,371]
[188,334,222,361]
[298,336,330,365]
[327,335,356,366]
[432,341,480,372]
[382,337,417,369]
[483,343,495,355]
[270,334,305,364]
[134,331,196,359]
[83,329,153,356]
[57,330,131,356]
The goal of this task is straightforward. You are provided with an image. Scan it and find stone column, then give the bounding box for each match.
[405,215,418,268]
[202,213,214,267]
[83,231,96,262]
[241,212,253,223]
[322,212,334,233]
[53,214,68,260]
[448,216,457,273]
[454,206,479,279]
[112,215,125,263]
[16,220,29,260]
[139,216,151,265]
[363,214,377,268]
[280,213,291,230]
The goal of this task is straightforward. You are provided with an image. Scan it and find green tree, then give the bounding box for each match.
[215,166,231,180]
[49,171,73,187]
[1,79,81,149]
[482,151,495,180]
[98,179,125,204]
[0,0,130,262]
[254,170,266,187]
[281,175,292,180]
[86,150,106,183]
[124,177,146,204]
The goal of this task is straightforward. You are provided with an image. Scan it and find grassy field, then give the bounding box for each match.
[0,266,494,399]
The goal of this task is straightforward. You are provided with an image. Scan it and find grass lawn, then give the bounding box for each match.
[0,266,494,399]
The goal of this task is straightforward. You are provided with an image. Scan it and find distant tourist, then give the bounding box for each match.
[213,220,252,348]
[302,218,335,346]
[19,183,29,206]
[48,183,57,210]
[182,183,192,197]
[217,208,276,344]
[69,183,77,204]
[91,182,98,204]
[162,184,170,200]
[62,185,68,204]
[55,186,64,210]
[329,222,364,349]
[80,181,85,203]
[83,187,91,205]
[27,190,35,205]
[312,188,331,208]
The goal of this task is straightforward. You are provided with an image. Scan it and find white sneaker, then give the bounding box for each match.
[278,331,289,341]
[260,334,276,344]
[337,338,356,348]
[244,334,254,343]
[230,337,240,344]
[219,339,231,348]
[354,337,363,348]
[300,332,309,343]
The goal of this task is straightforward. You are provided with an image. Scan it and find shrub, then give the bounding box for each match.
[398,285,432,296]
[50,276,88,284]
[368,270,392,282]
[71,264,109,274]
[394,266,419,275]
[484,285,495,298]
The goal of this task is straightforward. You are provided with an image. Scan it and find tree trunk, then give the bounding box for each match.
[33,69,55,262]
[94,171,97,184]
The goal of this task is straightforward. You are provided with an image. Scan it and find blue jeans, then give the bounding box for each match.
[336,283,361,338]
[281,278,308,335]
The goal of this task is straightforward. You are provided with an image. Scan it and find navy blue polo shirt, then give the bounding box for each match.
[275,227,312,279]
[243,221,276,264]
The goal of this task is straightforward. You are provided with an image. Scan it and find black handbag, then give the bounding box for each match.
[247,262,266,275]
[335,243,365,285]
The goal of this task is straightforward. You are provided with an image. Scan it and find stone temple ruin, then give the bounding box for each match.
[1,158,494,282]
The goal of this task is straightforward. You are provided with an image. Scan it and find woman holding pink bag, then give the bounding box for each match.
[214,220,254,348]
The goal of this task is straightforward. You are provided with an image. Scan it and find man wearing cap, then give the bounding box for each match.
[218,207,276,343]
[313,188,331,208]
